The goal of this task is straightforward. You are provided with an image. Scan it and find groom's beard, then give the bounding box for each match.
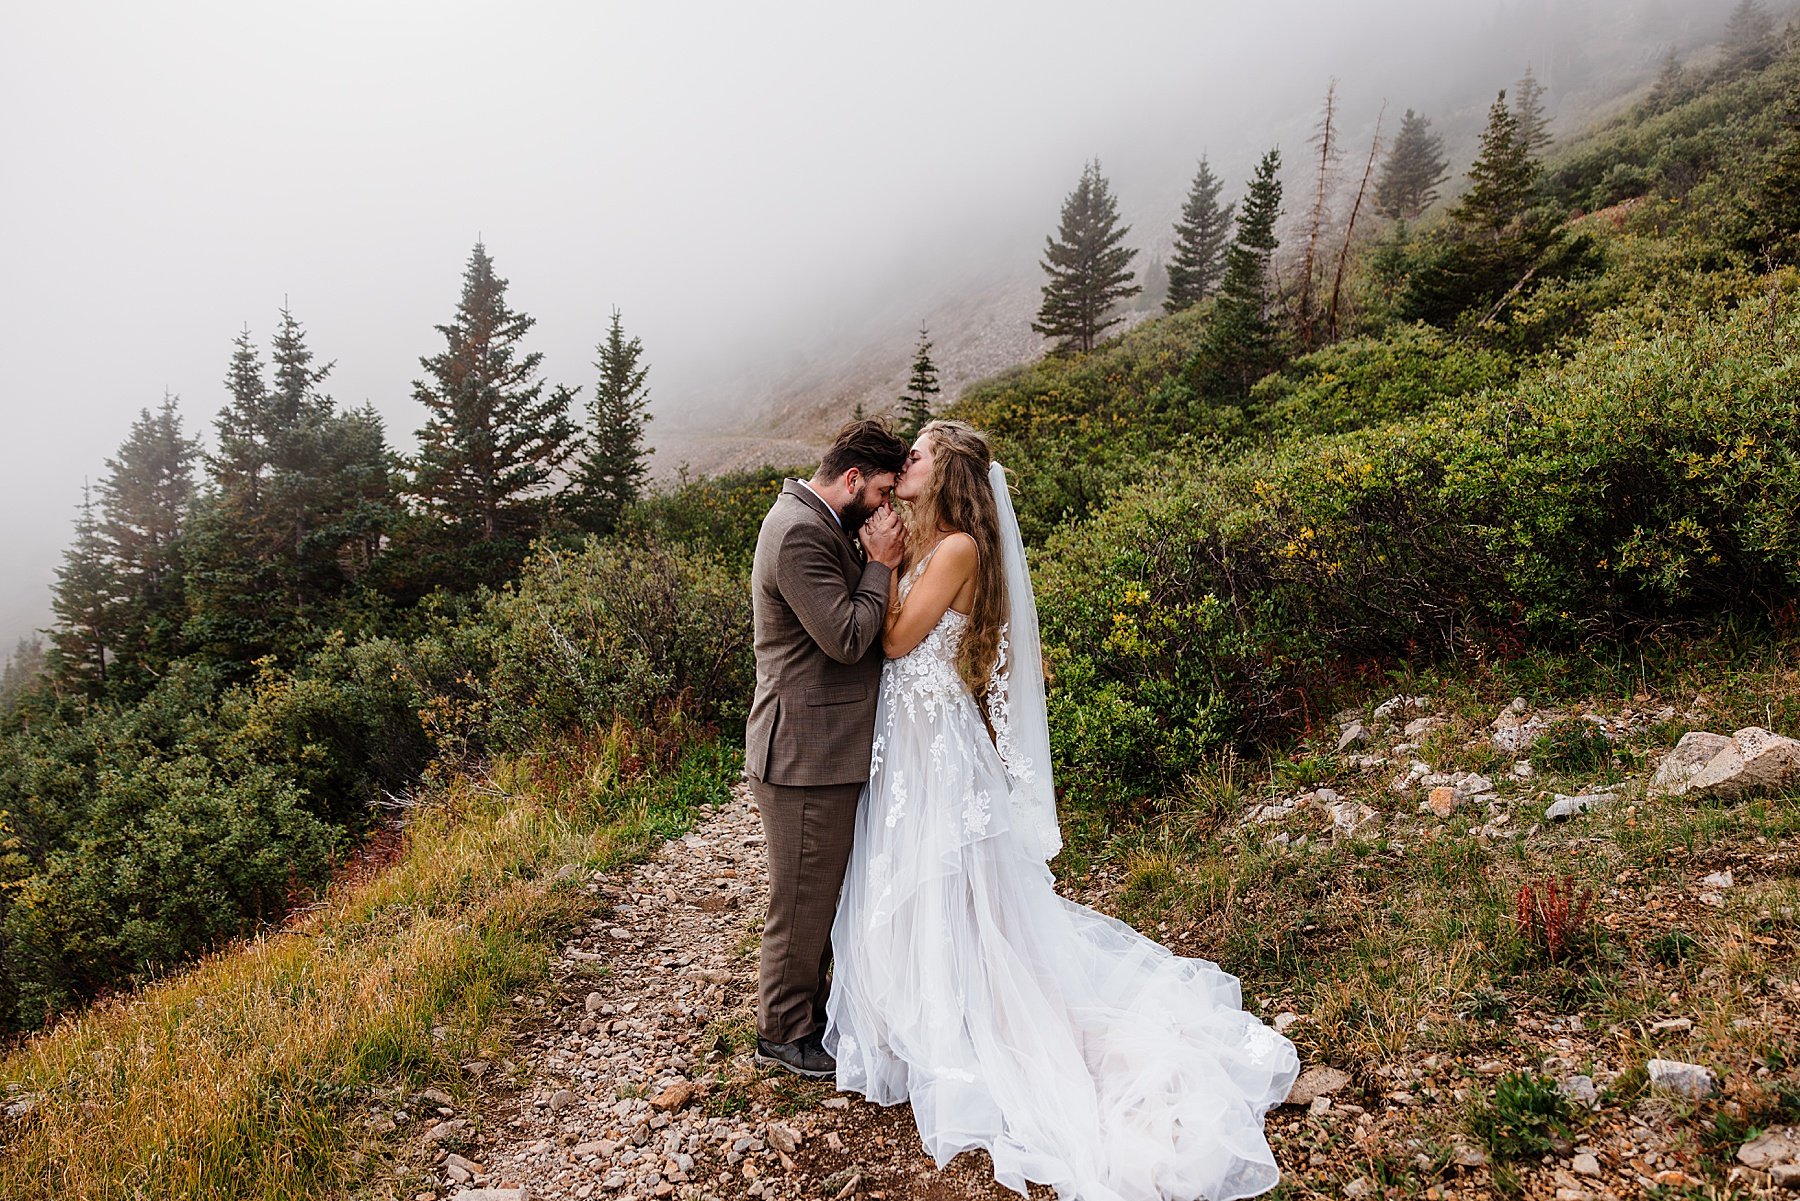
[840,483,880,534]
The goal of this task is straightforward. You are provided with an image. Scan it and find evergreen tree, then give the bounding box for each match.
[1722,0,1776,74]
[568,308,654,536]
[1138,253,1170,311]
[1512,69,1553,158]
[1451,91,1539,242]
[96,394,197,682]
[1032,161,1140,353]
[48,484,118,693]
[1398,92,1559,325]
[0,637,45,714]
[1375,109,1449,221]
[188,309,395,661]
[1196,148,1285,395]
[409,242,576,548]
[897,328,940,439]
[1647,48,1686,112]
[1165,156,1234,311]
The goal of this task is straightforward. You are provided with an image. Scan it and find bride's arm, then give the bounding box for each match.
[883,533,977,658]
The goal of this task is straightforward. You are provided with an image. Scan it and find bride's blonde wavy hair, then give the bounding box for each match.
[901,420,1008,702]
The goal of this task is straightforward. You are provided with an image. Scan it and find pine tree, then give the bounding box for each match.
[1138,253,1170,311]
[189,310,395,661]
[568,308,654,536]
[0,637,45,714]
[1032,161,1140,353]
[1165,157,1234,311]
[409,242,576,546]
[96,394,197,681]
[48,483,118,693]
[1375,109,1449,221]
[1512,68,1553,157]
[1451,92,1539,242]
[1398,92,1557,325]
[1196,148,1285,395]
[897,328,940,439]
[1647,48,1685,112]
[1722,0,1776,74]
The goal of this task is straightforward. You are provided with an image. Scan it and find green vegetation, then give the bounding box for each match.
[6,20,1800,1201]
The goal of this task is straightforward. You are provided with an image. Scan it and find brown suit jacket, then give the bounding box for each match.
[744,480,892,787]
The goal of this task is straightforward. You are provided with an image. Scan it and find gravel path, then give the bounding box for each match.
[423,783,1041,1201]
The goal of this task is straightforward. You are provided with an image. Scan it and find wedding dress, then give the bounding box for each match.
[825,463,1298,1201]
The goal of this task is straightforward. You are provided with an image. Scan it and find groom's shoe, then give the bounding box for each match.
[754,1032,837,1080]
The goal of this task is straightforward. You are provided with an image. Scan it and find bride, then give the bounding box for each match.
[825,420,1298,1201]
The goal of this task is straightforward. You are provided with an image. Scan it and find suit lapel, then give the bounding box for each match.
[784,480,862,570]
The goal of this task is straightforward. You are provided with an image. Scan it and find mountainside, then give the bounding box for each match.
[5,10,1800,1201]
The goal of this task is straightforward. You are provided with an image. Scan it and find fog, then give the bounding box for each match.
[0,0,1752,651]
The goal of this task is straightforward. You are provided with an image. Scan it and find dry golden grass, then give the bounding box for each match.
[0,738,736,1201]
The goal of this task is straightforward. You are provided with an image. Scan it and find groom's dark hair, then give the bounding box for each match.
[817,418,908,482]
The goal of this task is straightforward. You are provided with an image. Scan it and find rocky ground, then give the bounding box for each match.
[367,696,1800,1201]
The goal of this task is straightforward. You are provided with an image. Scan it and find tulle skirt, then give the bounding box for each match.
[825,670,1299,1201]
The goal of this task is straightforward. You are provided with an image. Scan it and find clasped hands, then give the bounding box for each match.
[861,504,907,569]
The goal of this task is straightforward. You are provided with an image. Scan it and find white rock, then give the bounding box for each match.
[1512,760,1534,779]
[1336,722,1369,753]
[1458,774,1496,798]
[1772,1162,1800,1187]
[1313,787,1341,805]
[1330,802,1382,840]
[1738,1126,1800,1169]
[456,1192,529,1201]
[1701,869,1734,889]
[1273,1011,1301,1033]
[1651,727,1800,800]
[1558,1075,1600,1110]
[1572,1152,1602,1177]
[1493,708,1554,754]
[1404,716,1442,739]
[1286,1065,1352,1105]
[1342,1178,1375,1199]
[1546,792,1616,820]
[1647,1058,1716,1098]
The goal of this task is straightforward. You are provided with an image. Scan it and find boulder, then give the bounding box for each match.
[1650,727,1800,800]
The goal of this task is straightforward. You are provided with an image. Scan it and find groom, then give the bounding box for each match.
[745,418,909,1079]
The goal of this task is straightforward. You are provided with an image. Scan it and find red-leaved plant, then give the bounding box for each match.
[1514,877,1596,962]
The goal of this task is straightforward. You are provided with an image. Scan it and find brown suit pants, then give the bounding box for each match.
[751,776,862,1045]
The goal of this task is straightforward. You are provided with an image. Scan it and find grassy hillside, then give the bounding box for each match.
[3,19,1799,1201]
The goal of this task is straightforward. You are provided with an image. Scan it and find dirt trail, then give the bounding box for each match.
[426,783,1040,1201]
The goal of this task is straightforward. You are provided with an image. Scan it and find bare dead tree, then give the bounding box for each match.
[1328,101,1386,342]
[1296,80,1339,350]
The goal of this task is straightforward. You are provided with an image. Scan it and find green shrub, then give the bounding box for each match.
[621,466,795,571]
[1534,717,1614,774]
[474,538,753,748]
[1034,274,1800,811]
[1248,323,1515,437]
[1469,1071,1573,1160]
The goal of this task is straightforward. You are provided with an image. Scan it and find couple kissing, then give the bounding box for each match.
[744,417,1298,1201]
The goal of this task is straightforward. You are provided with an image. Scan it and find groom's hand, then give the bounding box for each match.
[862,506,906,569]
